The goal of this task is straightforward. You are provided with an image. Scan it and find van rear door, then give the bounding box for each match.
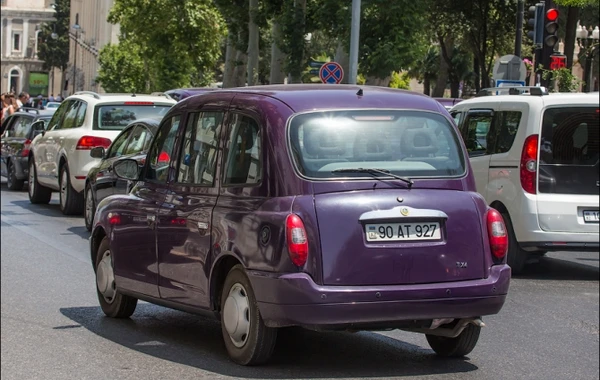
[537,106,599,232]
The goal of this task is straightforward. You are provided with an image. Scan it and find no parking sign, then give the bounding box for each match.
[319,62,344,84]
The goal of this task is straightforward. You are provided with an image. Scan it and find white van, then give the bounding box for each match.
[450,88,599,274]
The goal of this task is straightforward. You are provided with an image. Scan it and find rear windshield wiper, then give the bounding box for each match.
[331,168,414,188]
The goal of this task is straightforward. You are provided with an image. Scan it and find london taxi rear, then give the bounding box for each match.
[92,85,511,366]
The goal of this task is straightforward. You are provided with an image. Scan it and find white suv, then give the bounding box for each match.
[450,88,599,274]
[28,91,176,215]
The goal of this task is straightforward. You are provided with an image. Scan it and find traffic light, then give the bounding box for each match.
[526,2,545,48]
[544,7,559,48]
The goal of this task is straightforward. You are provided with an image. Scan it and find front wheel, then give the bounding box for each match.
[95,237,137,318]
[426,324,481,357]
[84,183,95,231]
[220,264,277,366]
[28,158,52,204]
[6,161,25,191]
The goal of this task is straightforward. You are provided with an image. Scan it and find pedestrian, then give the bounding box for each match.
[17,92,30,109]
[1,93,17,128]
[55,94,62,102]
[48,93,55,102]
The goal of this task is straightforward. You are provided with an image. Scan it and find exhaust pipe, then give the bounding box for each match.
[400,318,485,338]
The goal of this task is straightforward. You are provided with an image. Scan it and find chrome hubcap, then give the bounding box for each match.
[85,188,94,225]
[223,283,251,348]
[28,163,35,196]
[60,170,67,208]
[96,249,116,304]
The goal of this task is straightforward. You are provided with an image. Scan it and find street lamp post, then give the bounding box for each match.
[576,24,600,92]
[72,13,81,95]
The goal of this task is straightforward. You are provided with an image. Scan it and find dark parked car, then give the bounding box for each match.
[164,87,216,102]
[84,118,160,231]
[1,110,53,190]
[90,84,511,366]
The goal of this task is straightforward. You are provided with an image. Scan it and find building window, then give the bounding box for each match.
[13,33,22,52]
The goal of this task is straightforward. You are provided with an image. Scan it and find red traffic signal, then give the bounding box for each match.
[546,8,559,22]
[550,55,566,70]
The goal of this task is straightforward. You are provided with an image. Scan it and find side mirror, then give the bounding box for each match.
[114,159,140,181]
[90,146,105,159]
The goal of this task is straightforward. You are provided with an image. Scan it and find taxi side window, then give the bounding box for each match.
[146,115,181,183]
[223,113,262,186]
[492,111,522,154]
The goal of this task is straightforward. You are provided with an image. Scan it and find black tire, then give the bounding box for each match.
[28,158,52,204]
[220,264,277,366]
[59,163,84,215]
[426,324,481,357]
[84,183,95,231]
[6,161,25,191]
[502,213,529,275]
[95,237,137,318]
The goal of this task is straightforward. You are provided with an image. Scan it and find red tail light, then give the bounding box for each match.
[21,139,32,157]
[520,134,538,194]
[286,214,308,267]
[108,212,121,225]
[487,209,508,259]
[76,136,112,150]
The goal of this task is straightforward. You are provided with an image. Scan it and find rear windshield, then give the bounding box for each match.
[288,110,466,179]
[95,104,171,130]
[540,107,599,166]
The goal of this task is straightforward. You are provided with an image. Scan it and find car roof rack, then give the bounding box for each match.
[74,91,101,99]
[475,86,548,97]
[150,92,175,100]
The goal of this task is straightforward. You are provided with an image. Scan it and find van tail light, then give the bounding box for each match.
[520,134,539,194]
[487,209,508,260]
[286,214,308,267]
[76,136,112,150]
[21,139,32,157]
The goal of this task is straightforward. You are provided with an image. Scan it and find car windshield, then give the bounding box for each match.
[95,104,171,130]
[288,110,466,179]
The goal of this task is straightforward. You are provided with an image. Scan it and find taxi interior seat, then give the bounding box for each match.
[302,127,348,172]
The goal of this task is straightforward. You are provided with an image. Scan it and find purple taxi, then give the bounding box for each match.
[91,84,511,366]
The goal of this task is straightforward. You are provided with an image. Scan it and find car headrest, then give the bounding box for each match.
[304,127,346,157]
[400,128,438,156]
[353,133,392,161]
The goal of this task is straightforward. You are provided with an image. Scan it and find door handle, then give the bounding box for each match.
[147,214,156,228]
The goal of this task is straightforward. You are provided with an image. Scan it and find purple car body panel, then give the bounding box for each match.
[91,84,510,330]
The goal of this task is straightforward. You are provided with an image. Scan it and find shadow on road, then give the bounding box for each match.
[60,305,478,379]
[8,199,69,218]
[514,255,599,281]
[64,226,90,240]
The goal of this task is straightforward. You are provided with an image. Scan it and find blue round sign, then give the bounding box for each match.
[319,62,344,84]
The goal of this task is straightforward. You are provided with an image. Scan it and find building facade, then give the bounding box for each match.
[66,0,119,95]
[1,0,57,96]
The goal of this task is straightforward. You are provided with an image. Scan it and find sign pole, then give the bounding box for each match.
[349,0,361,84]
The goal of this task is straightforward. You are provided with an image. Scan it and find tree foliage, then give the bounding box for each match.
[96,42,147,93]
[104,0,226,91]
[37,0,70,72]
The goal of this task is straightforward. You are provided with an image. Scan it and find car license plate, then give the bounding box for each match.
[583,210,599,223]
[365,222,441,242]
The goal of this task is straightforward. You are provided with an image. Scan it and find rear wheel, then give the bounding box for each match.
[220,264,277,366]
[6,161,25,190]
[426,324,481,357]
[502,213,529,275]
[59,164,84,215]
[84,183,95,231]
[95,237,137,318]
[28,158,52,204]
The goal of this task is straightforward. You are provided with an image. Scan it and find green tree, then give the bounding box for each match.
[37,0,70,91]
[96,42,148,93]
[106,0,226,91]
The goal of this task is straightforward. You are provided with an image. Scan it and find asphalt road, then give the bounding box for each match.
[1,179,598,380]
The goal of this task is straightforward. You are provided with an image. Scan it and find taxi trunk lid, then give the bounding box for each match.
[314,189,486,286]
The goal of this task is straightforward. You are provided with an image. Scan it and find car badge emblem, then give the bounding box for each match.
[397,197,404,203]
[400,207,409,216]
